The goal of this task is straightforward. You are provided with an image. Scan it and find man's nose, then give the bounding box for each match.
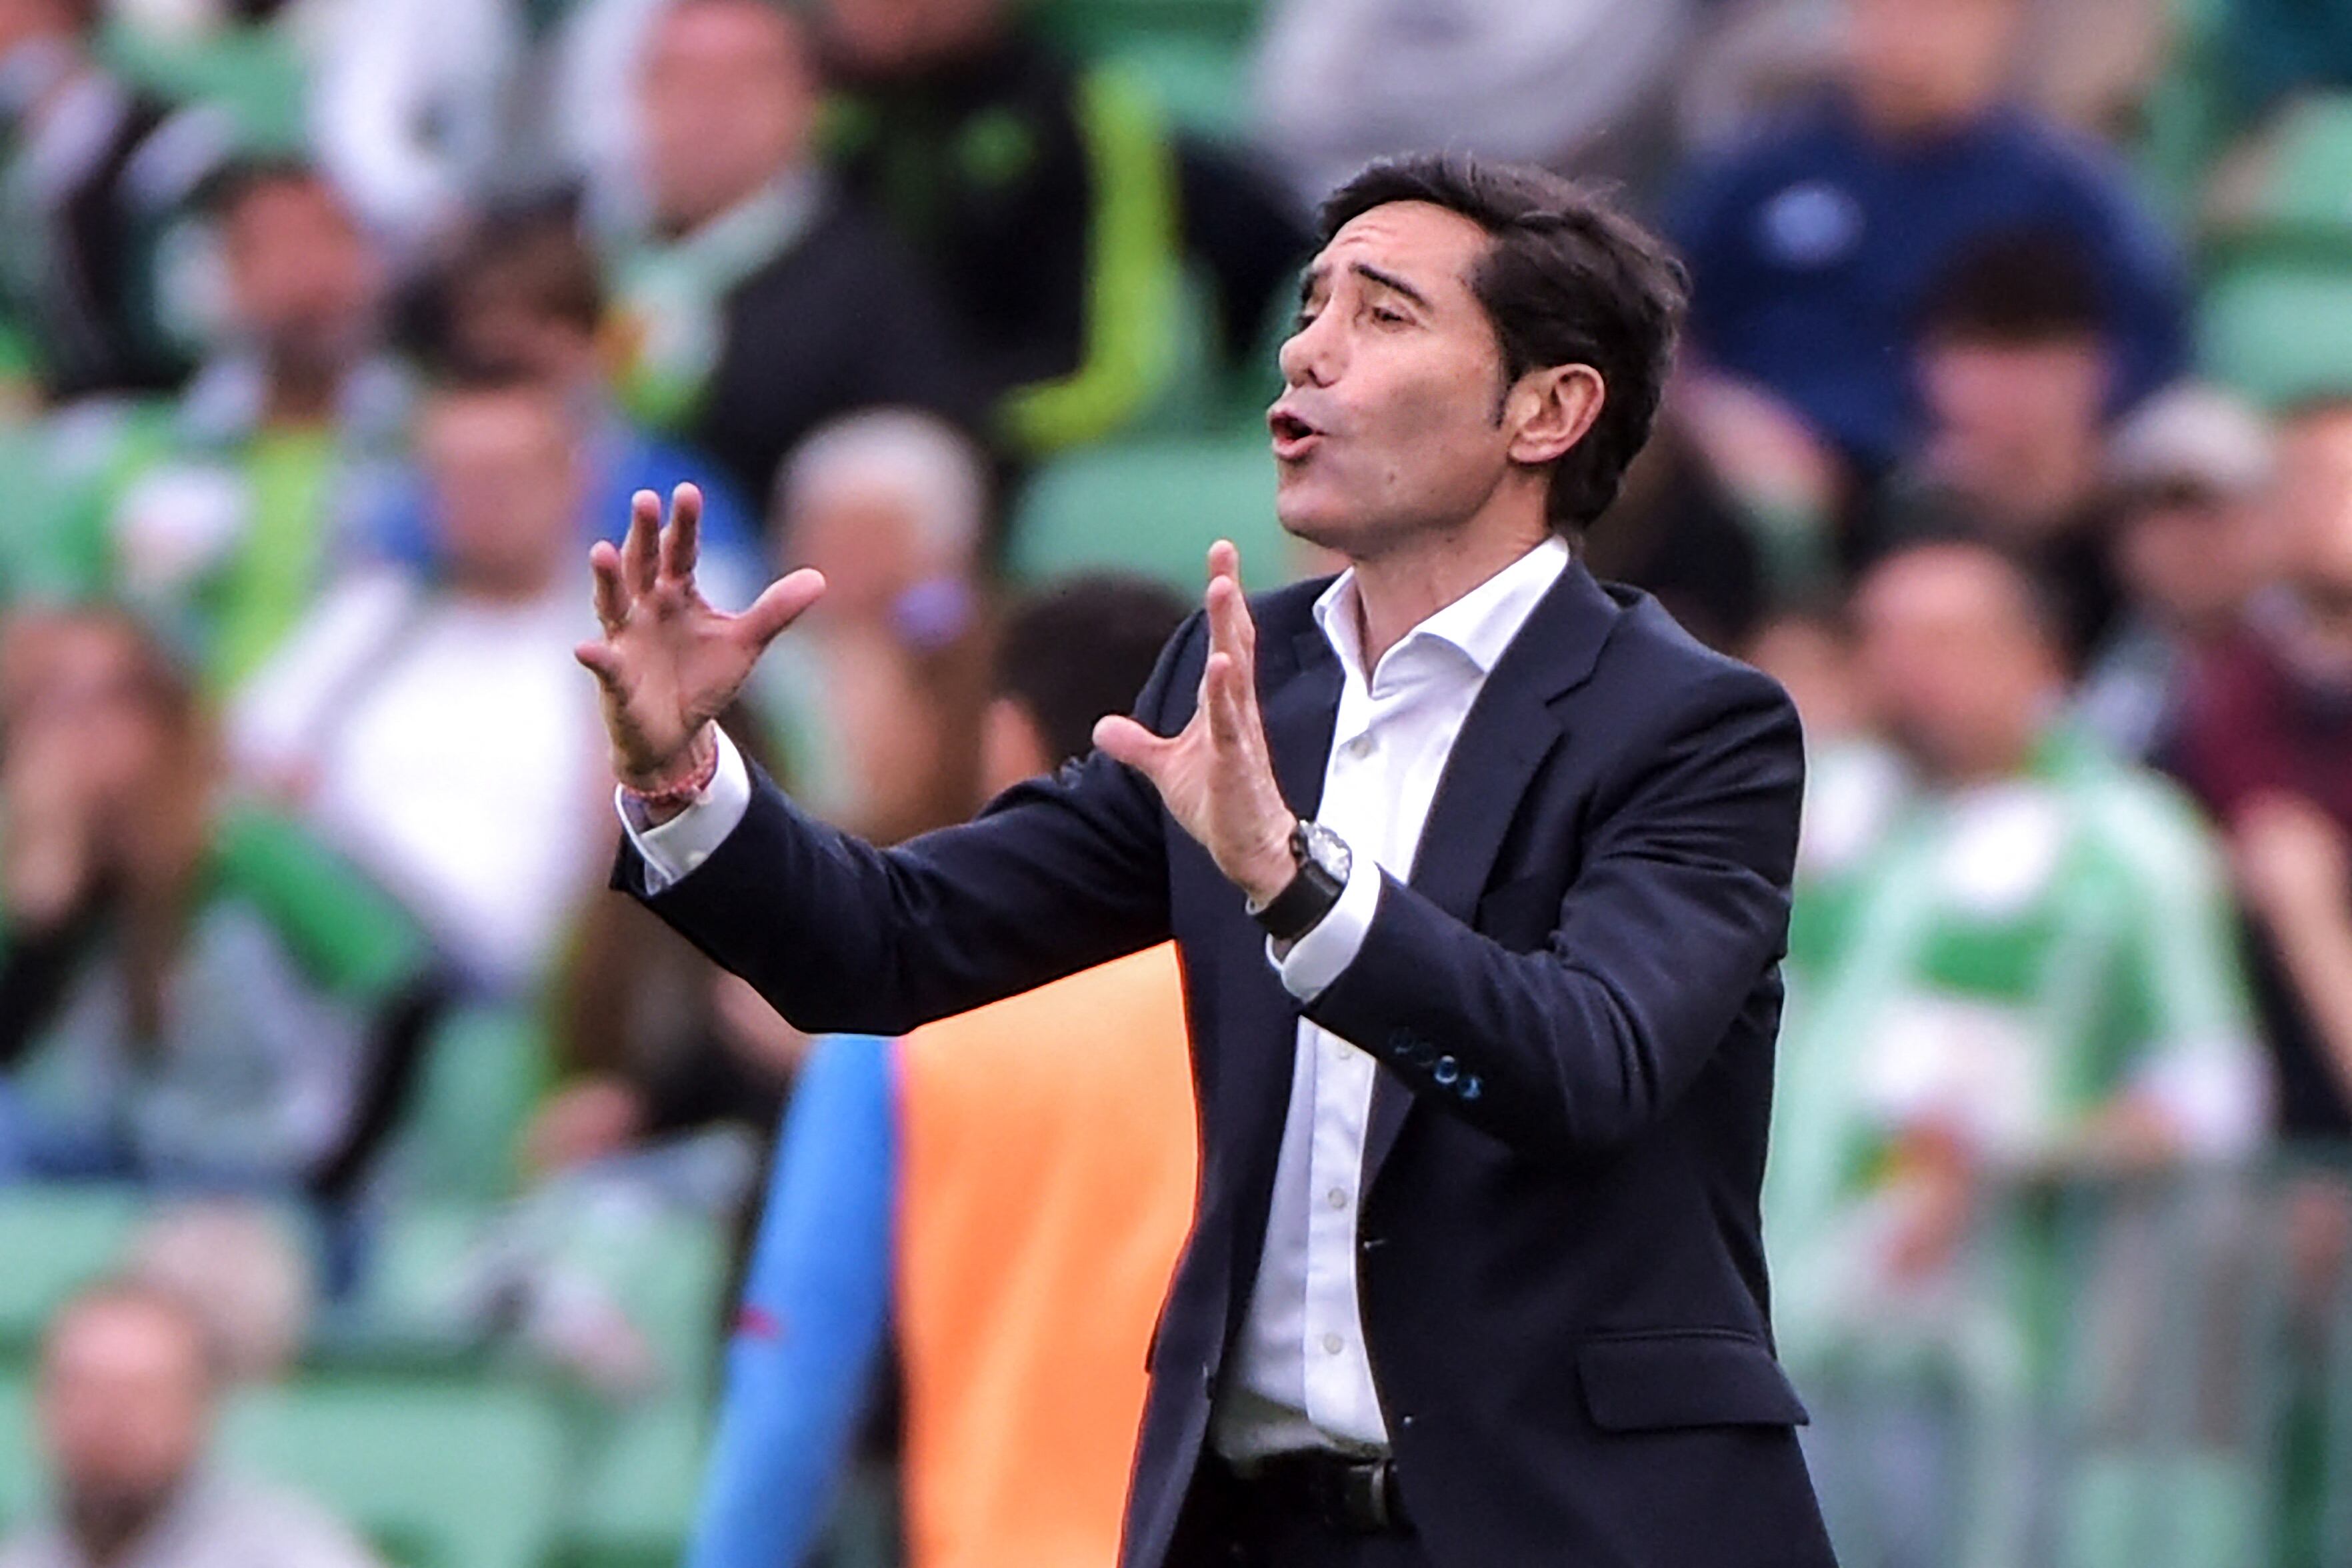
[1278,313,1338,389]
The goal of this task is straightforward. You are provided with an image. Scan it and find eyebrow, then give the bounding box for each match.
[1295,260,1436,311]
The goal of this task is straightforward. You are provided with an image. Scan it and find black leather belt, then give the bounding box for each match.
[1222,1451,1414,1537]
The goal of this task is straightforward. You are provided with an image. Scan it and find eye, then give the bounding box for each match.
[1291,307,1320,333]
[1369,305,1409,327]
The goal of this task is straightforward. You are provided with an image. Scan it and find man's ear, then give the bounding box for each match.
[1505,364,1606,467]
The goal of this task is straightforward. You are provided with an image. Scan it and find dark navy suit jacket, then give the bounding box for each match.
[619,561,1837,1568]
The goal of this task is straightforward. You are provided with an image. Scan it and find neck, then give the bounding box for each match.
[1344,513,1552,668]
[67,1479,182,1568]
[262,357,349,427]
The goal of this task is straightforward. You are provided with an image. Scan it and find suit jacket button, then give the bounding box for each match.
[1201,1362,1217,1396]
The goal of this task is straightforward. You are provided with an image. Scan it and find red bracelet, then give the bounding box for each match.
[622,731,721,812]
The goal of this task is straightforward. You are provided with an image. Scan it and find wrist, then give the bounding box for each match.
[1235,823,1299,907]
[621,726,720,815]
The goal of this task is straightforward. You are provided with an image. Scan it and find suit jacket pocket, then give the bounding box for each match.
[1576,1330,1811,1433]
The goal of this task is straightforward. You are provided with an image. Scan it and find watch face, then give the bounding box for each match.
[1300,821,1352,882]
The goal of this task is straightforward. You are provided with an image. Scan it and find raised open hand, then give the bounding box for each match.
[575,484,825,793]
[1093,541,1297,903]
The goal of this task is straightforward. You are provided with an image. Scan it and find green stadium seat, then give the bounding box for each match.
[383,1008,547,1205]
[1007,434,1301,593]
[0,1187,145,1359]
[0,1373,35,1529]
[549,1399,708,1568]
[219,1378,568,1568]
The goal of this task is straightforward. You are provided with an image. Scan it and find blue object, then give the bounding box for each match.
[685,1034,897,1568]
[1667,91,2191,469]
[367,415,766,595]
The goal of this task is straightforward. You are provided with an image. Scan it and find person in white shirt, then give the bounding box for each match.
[233,367,612,997]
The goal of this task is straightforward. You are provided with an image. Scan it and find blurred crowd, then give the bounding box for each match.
[0,0,2349,1564]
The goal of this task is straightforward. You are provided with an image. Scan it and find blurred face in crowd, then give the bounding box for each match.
[1275,201,1590,561]
[1920,331,2110,539]
[641,0,815,234]
[1853,543,2063,783]
[1745,609,1861,746]
[420,383,583,601]
[2112,479,2275,643]
[1846,0,2022,135]
[449,274,598,395]
[820,0,1003,75]
[39,1293,215,1541]
[2274,405,2352,682]
[781,480,928,622]
[221,175,381,381]
[0,0,85,61]
[0,614,185,823]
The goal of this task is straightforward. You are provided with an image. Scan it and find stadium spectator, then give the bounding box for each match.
[1252,0,1695,208]
[813,0,1311,456]
[231,369,613,997]
[0,1281,380,1568]
[605,0,976,504]
[2079,384,2279,762]
[1667,0,2187,505]
[304,0,531,253]
[688,572,1194,1568]
[0,607,448,1196]
[1869,233,2132,663]
[0,0,233,405]
[377,205,762,608]
[1769,537,2266,1559]
[2167,399,2352,1143]
[748,410,996,845]
[31,161,407,693]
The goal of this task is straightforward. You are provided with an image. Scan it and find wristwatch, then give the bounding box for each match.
[1249,820,1353,942]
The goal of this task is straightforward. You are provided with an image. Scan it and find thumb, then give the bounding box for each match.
[1093,713,1173,778]
[737,568,829,649]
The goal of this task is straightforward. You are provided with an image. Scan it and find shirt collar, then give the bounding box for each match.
[1312,535,1572,687]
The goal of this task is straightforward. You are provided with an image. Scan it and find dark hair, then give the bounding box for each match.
[1917,229,2107,349]
[995,575,1189,764]
[444,203,607,339]
[1317,155,1688,537]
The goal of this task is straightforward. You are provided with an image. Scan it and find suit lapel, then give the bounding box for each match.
[1361,562,1623,1185]
[1261,624,1343,821]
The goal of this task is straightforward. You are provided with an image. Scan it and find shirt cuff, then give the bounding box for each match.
[615,727,753,893]
[1267,845,1380,1002]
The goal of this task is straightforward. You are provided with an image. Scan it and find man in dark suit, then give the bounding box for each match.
[576,155,1835,1568]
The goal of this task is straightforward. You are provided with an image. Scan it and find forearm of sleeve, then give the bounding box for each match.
[611,617,1204,1036]
[685,1035,897,1568]
[1299,678,1805,1160]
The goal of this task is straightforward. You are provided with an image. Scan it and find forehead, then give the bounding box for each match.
[1313,201,1494,297]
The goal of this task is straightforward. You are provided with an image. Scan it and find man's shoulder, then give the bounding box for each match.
[1591,581,1790,719]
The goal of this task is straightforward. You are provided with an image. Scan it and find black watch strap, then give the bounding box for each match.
[1251,823,1349,942]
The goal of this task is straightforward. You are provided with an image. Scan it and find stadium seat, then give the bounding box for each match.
[381,1007,548,1205]
[218,1377,568,1568]
[1007,435,1299,593]
[0,1187,145,1361]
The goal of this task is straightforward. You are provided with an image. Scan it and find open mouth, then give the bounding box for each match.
[1269,409,1321,459]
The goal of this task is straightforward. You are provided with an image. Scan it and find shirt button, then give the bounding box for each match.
[1327,1187,1348,1209]
[1322,1333,1345,1355]
[1345,734,1374,759]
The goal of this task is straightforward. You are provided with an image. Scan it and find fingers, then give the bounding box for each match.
[736,567,829,651]
[589,541,627,633]
[660,483,701,583]
[1204,651,1249,748]
[622,490,661,595]
[573,639,624,692]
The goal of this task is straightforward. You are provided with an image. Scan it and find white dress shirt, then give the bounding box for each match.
[617,536,1573,1457]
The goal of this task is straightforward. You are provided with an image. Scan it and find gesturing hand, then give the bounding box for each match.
[575,484,826,793]
[1095,541,1297,904]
